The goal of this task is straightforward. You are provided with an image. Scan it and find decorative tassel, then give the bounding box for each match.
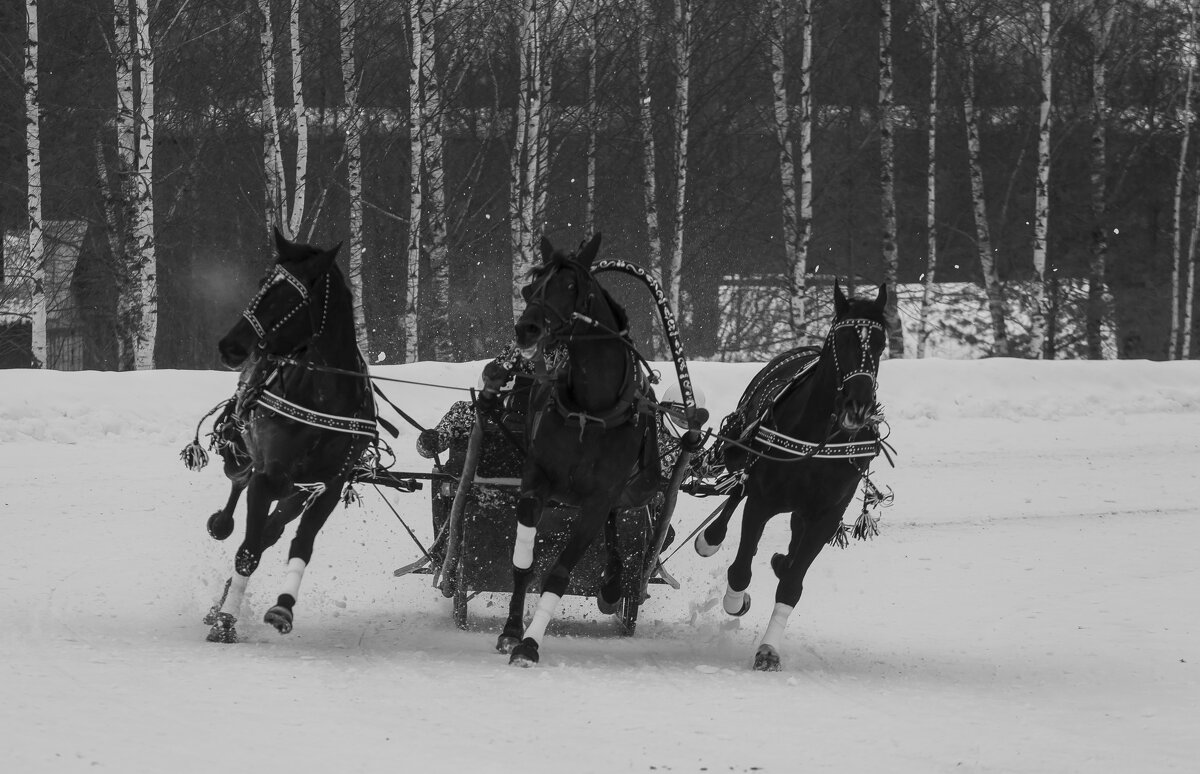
[342,484,361,507]
[852,508,879,541]
[828,521,849,549]
[180,439,209,471]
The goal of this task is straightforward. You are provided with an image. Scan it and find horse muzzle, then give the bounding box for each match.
[218,335,251,370]
[514,316,543,358]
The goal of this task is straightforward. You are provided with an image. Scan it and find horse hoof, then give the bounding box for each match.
[753,644,782,672]
[207,512,234,541]
[496,634,521,654]
[694,532,721,558]
[263,606,293,635]
[206,612,238,643]
[509,637,540,667]
[597,570,622,614]
[723,591,751,617]
[596,593,621,615]
[202,605,220,626]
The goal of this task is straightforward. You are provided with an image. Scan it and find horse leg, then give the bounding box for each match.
[497,494,544,654]
[597,511,623,612]
[207,480,245,541]
[755,509,843,672]
[720,495,774,618]
[207,469,288,643]
[510,500,611,667]
[264,484,342,635]
[695,489,744,557]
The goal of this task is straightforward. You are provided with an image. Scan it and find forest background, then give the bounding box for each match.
[0,0,1194,369]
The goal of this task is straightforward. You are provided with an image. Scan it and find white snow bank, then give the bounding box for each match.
[3,358,1199,444]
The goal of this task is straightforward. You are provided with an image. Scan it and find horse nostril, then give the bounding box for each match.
[219,339,248,367]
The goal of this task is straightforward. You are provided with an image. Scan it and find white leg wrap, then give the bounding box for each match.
[759,602,795,650]
[281,557,307,600]
[221,572,250,616]
[723,586,747,616]
[513,524,536,570]
[523,592,561,644]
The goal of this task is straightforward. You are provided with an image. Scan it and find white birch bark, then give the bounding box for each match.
[667,0,691,318]
[636,0,663,293]
[257,0,286,238]
[133,0,156,369]
[115,0,138,368]
[406,0,423,363]
[963,50,1009,355]
[1087,2,1115,359]
[797,0,813,342]
[879,0,904,358]
[1030,0,1052,359]
[339,0,369,355]
[917,0,938,359]
[422,0,451,360]
[1171,2,1196,360]
[527,5,546,249]
[510,0,540,321]
[25,0,45,368]
[287,0,308,238]
[769,0,802,337]
[1184,169,1200,358]
[585,0,599,238]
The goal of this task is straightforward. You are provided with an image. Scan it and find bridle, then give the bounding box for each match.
[241,264,331,354]
[827,318,885,397]
[520,259,603,345]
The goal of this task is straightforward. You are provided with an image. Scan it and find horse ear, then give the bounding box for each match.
[833,279,849,317]
[539,236,555,264]
[874,283,889,313]
[273,226,291,259]
[577,232,602,267]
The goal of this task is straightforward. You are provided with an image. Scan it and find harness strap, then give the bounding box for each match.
[256,391,378,438]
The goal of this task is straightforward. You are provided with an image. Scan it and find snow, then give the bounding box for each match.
[1,358,1197,773]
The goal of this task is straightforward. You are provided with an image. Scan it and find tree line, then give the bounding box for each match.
[3,0,1196,368]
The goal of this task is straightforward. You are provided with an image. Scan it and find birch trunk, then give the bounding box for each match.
[879,0,904,358]
[769,0,802,338]
[115,0,138,368]
[422,0,452,360]
[585,0,599,238]
[636,0,663,354]
[405,0,423,362]
[1170,1,1196,360]
[339,0,369,355]
[133,0,156,369]
[667,0,691,318]
[257,0,285,239]
[1029,0,1052,359]
[529,5,548,248]
[797,0,813,342]
[1086,4,1115,359]
[917,1,937,359]
[510,0,539,321]
[287,0,308,238]
[963,51,1009,355]
[25,0,45,368]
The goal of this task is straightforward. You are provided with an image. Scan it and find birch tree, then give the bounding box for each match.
[917,0,938,359]
[286,0,308,238]
[340,0,369,355]
[510,0,544,321]
[768,0,809,341]
[257,0,286,239]
[584,0,600,238]
[406,0,423,362]
[25,0,45,368]
[1170,0,1196,360]
[879,0,904,358]
[132,0,157,369]
[1029,0,1053,359]
[422,0,452,360]
[1086,0,1117,359]
[115,0,139,368]
[636,0,664,340]
[667,0,692,319]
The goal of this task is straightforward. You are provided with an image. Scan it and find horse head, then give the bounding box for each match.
[218,228,343,369]
[514,232,604,358]
[827,281,888,432]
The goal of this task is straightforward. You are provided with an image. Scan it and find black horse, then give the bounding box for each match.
[203,228,376,643]
[695,282,888,671]
[497,233,659,666]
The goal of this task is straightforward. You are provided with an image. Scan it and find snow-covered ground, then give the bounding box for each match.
[1,358,1197,773]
